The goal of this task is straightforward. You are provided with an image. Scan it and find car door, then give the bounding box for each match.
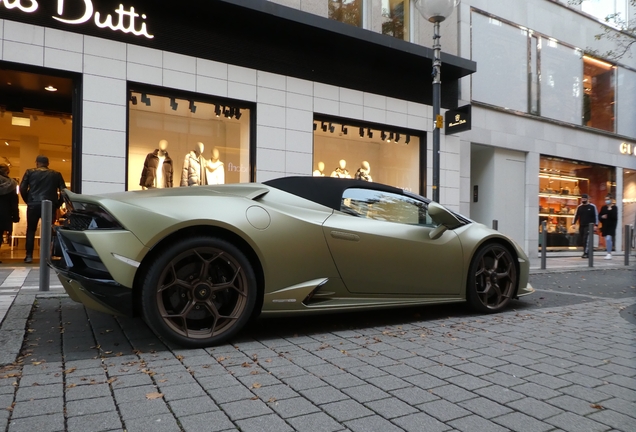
[322,188,464,296]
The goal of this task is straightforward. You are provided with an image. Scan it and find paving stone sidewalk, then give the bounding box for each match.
[0,269,634,432]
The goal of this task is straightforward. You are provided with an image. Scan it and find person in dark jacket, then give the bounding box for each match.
[598,194,618,260]
[0,163,20,264]
[19,155,66,263]
[573,193,598,258]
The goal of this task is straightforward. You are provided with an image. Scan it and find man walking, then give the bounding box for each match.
[599,194,618,260]
[573,193,598,259]
[19,155,66,263]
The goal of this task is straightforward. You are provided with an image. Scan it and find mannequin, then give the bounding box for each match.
[181,142,207,186]
[206,147,225,185]
[355,161,373,182]
[313,161,325,177]
[139,139,173,189]
[331,160,351,178]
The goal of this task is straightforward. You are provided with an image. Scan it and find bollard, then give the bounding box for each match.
[626,225,632,266]
[541,220,547,270]
[588,222,594,268]
[492,220,498,230]
[39,200,52,292]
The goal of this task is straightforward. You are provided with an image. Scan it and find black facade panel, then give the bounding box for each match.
[0,0,475,109]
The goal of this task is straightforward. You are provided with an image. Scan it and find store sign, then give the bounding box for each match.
[0,0,154,39]
[444,105,471,135]
[619,142,636,157]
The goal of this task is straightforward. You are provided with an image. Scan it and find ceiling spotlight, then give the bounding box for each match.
[170,98,178,111]
[223,107,231,118]
[314,123,318,131]
[381,131,387,141]
[141,93,151,106]
[189,100,197,113]
[214,104,221,117]
[5,141,8,146]
[329,123,335,133]
[395,133,400,143]
[341,125,348,135]
[368,129,373,139]
[130,95,138,105]
[31,115,38,121]
[321,122,327,132]
[44,85,57,92]
[60,118,67,125]
[405,135,411,144]
[235,109,242,120]
[359,127,364,137]
[388,132,394,143]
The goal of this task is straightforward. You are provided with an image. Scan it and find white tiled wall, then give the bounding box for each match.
[0,20,466,209]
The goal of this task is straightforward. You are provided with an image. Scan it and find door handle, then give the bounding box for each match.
[330,231,360,242]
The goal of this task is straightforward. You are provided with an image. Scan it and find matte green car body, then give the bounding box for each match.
[55,183,533,318]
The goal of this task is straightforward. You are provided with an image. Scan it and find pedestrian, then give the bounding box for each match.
[573,193,598,259]
[0,163,20,264]
[19,155,66,263]
[598,194,618,260]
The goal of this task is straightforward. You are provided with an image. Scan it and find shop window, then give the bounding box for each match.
[617,68,636,138]
[381,0,410,41]
[0,68,74,260]
[581,0,629,29]
[582,56,615,132]
[538,156,616,251]
[313,120,422,194]
[329,0,363,27]
[127,91,251,191]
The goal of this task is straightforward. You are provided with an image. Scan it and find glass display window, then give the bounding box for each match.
[380,0,410,41]
[582,56,615,132]
[127,89,252,191]
[313,118,424,194]
[538,155,616,251]
[329,0,363,27]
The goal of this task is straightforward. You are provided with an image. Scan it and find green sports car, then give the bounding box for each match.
[51,176,534,347]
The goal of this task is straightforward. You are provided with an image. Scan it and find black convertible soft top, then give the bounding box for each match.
[264,176,407,212]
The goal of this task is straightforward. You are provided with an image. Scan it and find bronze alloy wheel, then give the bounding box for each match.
[141,237,257,347]
[467,243,517,313]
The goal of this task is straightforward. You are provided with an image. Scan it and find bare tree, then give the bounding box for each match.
[569,0,635,60]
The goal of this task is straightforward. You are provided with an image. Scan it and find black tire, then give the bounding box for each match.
[140,236,257,347]
[466,243,517,313]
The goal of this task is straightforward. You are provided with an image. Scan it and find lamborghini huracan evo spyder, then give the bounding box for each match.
[50,176,534,347]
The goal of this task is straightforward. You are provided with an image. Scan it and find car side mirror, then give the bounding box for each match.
[428,202,463,230]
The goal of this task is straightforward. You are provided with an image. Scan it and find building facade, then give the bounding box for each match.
[1,0,635,260]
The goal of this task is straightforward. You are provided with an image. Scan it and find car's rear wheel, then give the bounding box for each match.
[467,243,517,313]
[140,236,257,347]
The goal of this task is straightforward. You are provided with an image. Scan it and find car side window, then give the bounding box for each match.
[341,188,434,226]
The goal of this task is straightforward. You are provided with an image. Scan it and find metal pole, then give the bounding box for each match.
[588,222,594,268]
[39,200,52,292]
[432,20,441,203]
[492,220,498,230]
[626,225,632,266]
[541,221,547,270]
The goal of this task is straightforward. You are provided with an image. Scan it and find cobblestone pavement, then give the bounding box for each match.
[0,269,634,432]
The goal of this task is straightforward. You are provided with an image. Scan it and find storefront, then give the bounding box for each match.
[538,155,616,251]
[0,0,475,260]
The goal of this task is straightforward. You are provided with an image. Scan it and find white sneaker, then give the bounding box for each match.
[604,254,612,260]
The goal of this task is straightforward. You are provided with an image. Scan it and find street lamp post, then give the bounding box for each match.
[414,0,460,203]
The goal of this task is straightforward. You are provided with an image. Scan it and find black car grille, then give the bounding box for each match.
[63,213,94,231]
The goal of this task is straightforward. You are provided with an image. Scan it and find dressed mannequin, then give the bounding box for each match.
[355,161,373,182]
[206,147,225,185]
[313,161,325,177]
[181,142,207,186]
[331,160,351,178]
[140,139,173,189]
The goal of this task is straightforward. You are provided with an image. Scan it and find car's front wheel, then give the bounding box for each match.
[467,243,517,313]
[140,236,257,347]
